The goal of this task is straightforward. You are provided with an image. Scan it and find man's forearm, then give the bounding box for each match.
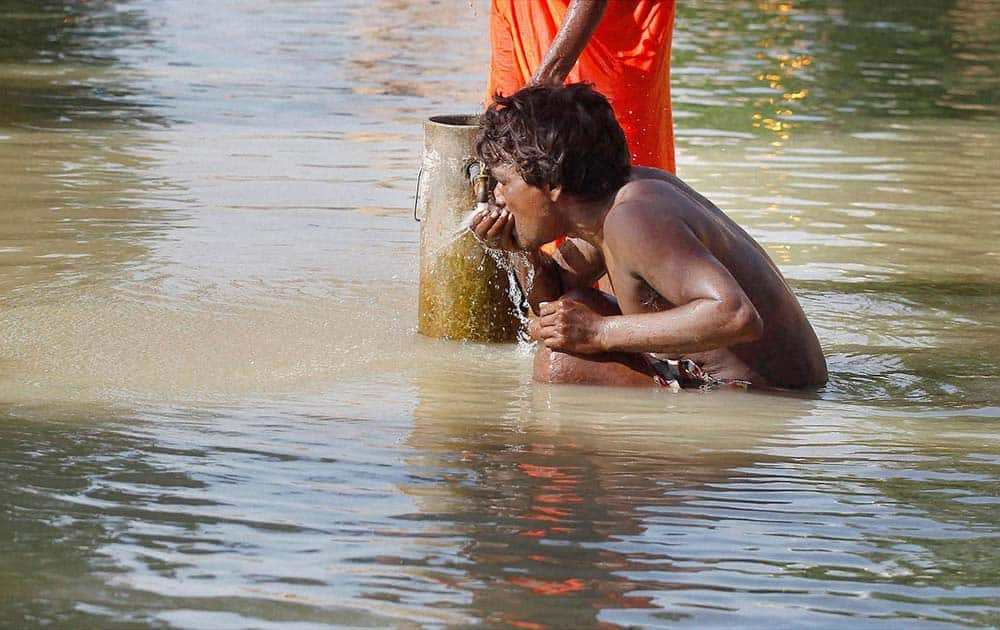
[596,297,764,356]
[530,0,609,86]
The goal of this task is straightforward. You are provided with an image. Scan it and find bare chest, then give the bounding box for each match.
[604,256,671,314]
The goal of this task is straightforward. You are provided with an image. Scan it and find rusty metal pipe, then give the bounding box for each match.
[415,115,520,342]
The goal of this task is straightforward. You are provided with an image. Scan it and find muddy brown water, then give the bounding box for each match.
[1,1,998,627]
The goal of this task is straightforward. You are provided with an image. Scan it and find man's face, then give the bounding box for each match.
[490,163,562,250]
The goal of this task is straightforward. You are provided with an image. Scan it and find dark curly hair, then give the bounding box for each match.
[476,83,631,201]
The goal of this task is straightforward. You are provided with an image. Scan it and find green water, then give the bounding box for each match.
[1,0,998,627]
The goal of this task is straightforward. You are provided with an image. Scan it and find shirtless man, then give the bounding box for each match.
[470,83,827,390]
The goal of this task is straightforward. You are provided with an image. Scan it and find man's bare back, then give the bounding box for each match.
[596,167,827,388]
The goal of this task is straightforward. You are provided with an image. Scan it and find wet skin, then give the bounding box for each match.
[528,0,609,87]
[470,165,828,390]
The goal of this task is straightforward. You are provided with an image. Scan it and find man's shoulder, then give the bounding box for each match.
[610,174,686,221]
[612,168,716,230]
[617,170,687,208]
[604,187,690,251]
[628,165,682,186]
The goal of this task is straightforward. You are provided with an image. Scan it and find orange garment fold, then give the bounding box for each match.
[487,0,676,173]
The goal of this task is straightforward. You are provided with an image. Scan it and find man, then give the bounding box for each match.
[470,84,827,390]
[487,0,675,173]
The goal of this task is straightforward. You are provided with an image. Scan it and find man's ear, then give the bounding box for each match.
[548,185,562,202]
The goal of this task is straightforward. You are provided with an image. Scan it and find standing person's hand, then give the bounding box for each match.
[536,297,607,354]
[469,207,519,251]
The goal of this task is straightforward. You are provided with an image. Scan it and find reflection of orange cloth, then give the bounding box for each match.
[487,0,676,173]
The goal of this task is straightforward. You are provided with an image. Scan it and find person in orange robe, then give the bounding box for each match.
[486,0,676,174]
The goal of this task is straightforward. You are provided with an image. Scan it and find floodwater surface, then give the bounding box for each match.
[1,1,998,627]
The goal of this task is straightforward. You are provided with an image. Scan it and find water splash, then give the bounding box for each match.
[481,247,534,346]
[447,202,488,242]
[425,202,536,346]
[446,204,537,344]
[420,206,481,263]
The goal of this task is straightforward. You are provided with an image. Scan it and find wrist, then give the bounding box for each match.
[595,316,614,353]
[529,65,566,87]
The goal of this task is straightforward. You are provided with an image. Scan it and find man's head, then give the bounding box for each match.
[477,83,630,202]
[475,83,631,249]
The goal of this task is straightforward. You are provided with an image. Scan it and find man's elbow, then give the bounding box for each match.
[727,298,763,344]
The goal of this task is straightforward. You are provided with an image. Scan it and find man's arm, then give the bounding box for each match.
[537,211,763,356]
[529,0,609,86]
[516,237,605,313]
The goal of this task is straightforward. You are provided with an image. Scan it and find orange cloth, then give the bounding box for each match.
[487,0,676,173]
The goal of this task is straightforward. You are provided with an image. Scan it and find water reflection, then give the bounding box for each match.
[0,0,172,301]
[0,0,158,127]
[5,382,996,627]
[0,400,419,627]
[0,404,179,627]
[673,0,1000,141]
[346,0,486,107]
[408,367,794,626]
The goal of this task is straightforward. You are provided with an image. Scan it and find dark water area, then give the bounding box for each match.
[1,0,998,627]
[673,0,1000,128]
[0,0,158,126]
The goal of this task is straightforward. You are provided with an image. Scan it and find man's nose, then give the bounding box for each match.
[492,183,505,208]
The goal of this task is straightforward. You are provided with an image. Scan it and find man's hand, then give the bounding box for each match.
[469,207,519,251]
[536,297,607,354]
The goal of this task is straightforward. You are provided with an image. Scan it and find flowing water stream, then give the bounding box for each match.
[1,0,998,627]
